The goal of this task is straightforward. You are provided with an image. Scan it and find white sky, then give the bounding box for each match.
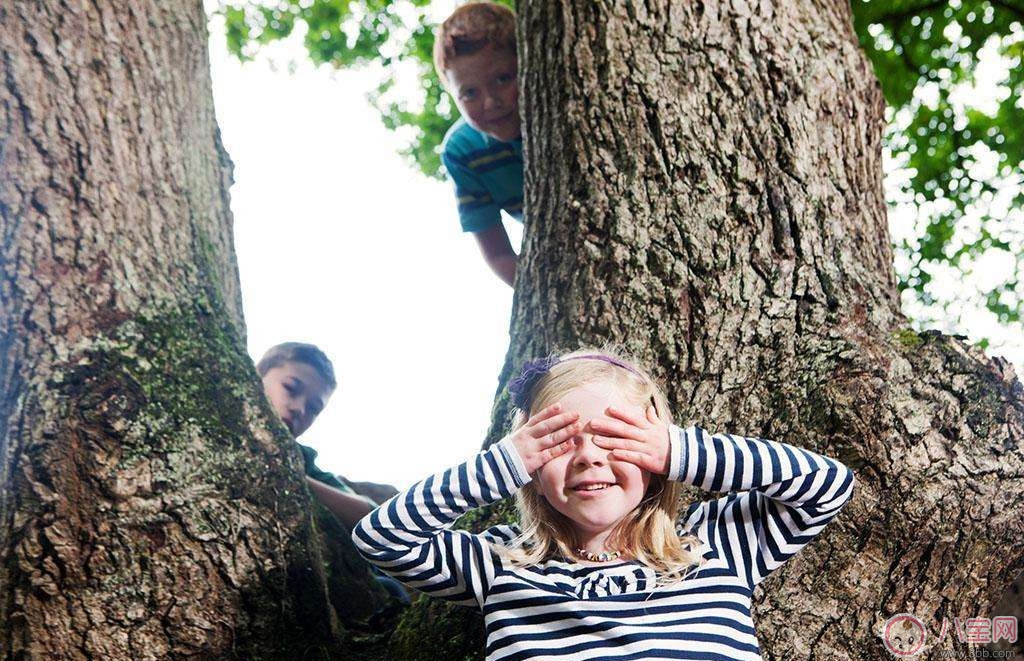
[208,16,519,488]
[206,16,1022,490]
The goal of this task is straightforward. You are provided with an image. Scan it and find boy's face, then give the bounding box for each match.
[261,361,334,438]
[445,44,520,142]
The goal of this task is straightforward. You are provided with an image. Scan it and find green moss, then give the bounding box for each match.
[894,328,924,349]
[453,499,517,533]
[53,294,287,495]
[387,596,484,661]
[47,297,351,657]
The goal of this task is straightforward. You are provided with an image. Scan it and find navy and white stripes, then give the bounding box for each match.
[352,425,855,660]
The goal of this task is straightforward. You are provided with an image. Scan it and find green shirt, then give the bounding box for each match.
[298,443,354,494]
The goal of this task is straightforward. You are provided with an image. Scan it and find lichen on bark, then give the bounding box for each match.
[4,298,355,659]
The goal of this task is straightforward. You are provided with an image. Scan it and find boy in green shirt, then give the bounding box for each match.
[257,342,409,603]
[257,342,376,523]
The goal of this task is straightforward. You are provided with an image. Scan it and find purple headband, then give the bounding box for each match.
[508,354,643,411]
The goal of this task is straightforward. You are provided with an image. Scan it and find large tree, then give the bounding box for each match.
[0,2,392,659]
[1,2,1022,661]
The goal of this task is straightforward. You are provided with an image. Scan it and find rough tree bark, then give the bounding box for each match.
[0,2,392,659]
[387,1,1024,659]
[512,0,1023,658]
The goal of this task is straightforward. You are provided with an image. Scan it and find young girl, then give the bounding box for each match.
[352,348,855,660]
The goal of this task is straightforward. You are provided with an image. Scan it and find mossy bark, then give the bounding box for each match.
[387,1,1024,659]
[0,2,391,658]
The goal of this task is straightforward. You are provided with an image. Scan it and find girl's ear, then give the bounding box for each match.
[646,403,659,424]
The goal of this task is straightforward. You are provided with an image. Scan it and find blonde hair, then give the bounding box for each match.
[433,2,517,81]
[494,347,705,586]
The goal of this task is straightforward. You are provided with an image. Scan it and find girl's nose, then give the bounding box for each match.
[571,434,607,466]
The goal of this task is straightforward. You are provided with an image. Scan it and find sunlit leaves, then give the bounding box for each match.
[217,0,511,177]
[855,0,1023,329]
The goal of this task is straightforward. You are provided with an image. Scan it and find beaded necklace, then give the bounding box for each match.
[575,548,621,563]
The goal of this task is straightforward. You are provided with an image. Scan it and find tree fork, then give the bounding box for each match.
[0,0,1021,660]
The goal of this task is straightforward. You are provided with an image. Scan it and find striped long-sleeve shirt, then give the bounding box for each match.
[352,425,855,661]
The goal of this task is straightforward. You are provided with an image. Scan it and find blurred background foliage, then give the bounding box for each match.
[217,0,1023,348]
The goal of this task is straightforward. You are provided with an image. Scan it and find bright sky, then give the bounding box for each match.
[206,15,1022,490]
[208,14,520,489]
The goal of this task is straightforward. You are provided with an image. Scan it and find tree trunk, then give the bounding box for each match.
[0,2,391,659]
[511,0,1024,658]
[389,1,1024,659]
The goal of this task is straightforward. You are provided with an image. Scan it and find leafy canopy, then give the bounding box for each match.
[218,0,1024,344]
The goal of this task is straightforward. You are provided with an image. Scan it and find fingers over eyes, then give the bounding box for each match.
[645,404,660,425]
[589,416,643,440]
[610,449,649,467]
[537,421,580,447]
[527,403,563,426]
[532,411,579,438]
[542,440,573,463]
[591,435,639,451]
[606,405,646,427]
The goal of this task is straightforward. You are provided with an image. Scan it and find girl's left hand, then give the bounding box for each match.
[590,404,671,475]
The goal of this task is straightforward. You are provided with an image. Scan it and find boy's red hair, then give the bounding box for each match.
[433,2,516,80]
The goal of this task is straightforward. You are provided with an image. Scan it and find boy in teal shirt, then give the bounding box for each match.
[435,1,522,287]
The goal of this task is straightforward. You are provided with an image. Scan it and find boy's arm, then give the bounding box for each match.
[442,147,519,286]
[305,476,376,528]
[473,223,517,287]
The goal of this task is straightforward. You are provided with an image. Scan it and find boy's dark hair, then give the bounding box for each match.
[256,342,337,390]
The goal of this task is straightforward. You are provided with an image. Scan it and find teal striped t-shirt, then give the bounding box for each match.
[440,118,523,233]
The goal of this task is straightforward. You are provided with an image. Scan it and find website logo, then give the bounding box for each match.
[883,613,927,656]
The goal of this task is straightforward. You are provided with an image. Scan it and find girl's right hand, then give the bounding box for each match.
[506,403,581,474]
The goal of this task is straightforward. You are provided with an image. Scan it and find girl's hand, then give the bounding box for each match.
[590,404,671,475]
[507,403,581,474]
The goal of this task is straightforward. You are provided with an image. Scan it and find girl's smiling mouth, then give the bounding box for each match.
[570,481,618,496]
